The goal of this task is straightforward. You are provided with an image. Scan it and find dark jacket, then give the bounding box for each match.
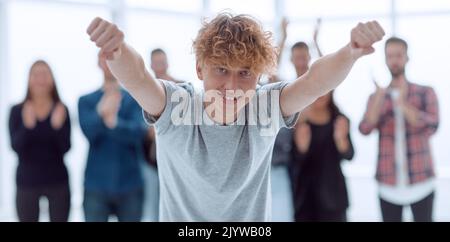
[289,115,354,212]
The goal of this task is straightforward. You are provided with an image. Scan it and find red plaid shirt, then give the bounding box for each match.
[359,82,439,185]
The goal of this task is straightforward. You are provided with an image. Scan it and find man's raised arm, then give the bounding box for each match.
[87,17,166,117]
[281,21,385,116]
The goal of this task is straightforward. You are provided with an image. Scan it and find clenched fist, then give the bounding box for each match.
[350,21,385,58]
[87,17,124,60]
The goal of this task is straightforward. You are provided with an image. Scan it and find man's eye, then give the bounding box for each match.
[240,70,251,77]
[216,68,227,74]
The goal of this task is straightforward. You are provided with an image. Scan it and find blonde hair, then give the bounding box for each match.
[193,13,278,75]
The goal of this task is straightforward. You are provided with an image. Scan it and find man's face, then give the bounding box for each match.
[151,52,169,75]
[291,47,311,73]
[385,42,408,78]
[197,62,259,122]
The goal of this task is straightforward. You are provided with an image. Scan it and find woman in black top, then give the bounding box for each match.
[289,92,354,222]
[8,60,71,222]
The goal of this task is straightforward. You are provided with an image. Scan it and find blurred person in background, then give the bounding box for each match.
[270,18,325,221]
[141,126,159,221]
[288,19,354,222]
[290,92,354,222]
[359,37,439,222]
[8,60,71,222]
[141,47,185,221]
[78,53,148,222]
[150,48,182,83]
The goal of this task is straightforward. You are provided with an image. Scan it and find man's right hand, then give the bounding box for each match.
[87,17,124,60]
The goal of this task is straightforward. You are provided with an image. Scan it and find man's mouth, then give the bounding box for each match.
[224,96,238,102]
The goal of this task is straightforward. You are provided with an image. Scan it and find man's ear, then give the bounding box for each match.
[196,61,203,80]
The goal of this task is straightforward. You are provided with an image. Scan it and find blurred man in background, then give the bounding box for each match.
[359,37,439,222]
[78,54,148,222]
[150,48,182,83]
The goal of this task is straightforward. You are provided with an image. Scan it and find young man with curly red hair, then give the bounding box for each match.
[86,13,384,221]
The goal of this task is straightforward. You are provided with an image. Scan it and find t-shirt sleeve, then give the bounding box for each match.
[258,81,300,131]
[143,80,193,134]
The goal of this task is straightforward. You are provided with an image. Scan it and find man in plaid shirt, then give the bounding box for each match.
[359,37,439,222]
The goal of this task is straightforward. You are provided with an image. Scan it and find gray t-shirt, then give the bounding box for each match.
[144,80,299,221]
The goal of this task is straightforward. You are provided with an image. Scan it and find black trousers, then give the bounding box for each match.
[295,192,347,222]
[295,208,347,222]
[379,191,434,222]
[16,182,71,222]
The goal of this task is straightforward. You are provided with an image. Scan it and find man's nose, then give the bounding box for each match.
[224,74,239,91]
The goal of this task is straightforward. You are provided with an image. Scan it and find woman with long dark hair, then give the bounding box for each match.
[8,60,71,222]
[290,92,354,222]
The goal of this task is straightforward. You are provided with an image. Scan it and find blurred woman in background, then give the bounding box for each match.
[8,60,71,222]
[290,92,354,222]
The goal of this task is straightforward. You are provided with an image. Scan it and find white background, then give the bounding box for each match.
[0,0,449,221]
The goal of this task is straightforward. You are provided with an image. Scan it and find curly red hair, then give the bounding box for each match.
[193,13,278,75]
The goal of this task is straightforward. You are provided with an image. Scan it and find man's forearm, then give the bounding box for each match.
[307,44,357,94]
[106,44,166,117]
[281,44,358,116]
[280,20,384,116]
[107,43,153,89]
[87,17,166,117]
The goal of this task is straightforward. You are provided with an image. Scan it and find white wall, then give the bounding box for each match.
[0,0,449,221]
